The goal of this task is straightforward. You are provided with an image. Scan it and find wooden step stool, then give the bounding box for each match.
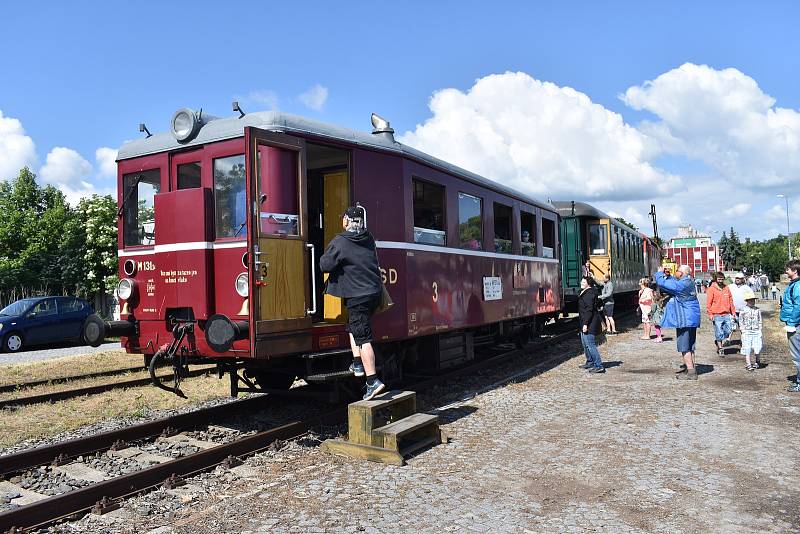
[321,390,444,466]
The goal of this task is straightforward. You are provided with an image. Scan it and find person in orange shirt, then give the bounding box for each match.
[707,271,737,355]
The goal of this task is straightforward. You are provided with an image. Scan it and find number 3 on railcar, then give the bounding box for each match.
[83,107,563,398]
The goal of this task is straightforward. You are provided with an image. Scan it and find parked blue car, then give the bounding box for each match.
[0,296,94,352]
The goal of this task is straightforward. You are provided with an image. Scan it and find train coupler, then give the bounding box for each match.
[148,322,194,398]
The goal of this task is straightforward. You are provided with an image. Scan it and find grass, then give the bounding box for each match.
[0,373,233,449]
[0,349,142,388]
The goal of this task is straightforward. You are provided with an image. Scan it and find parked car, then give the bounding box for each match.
[0,296,94,352]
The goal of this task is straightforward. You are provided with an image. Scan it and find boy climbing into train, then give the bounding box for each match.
[319,206,386,400]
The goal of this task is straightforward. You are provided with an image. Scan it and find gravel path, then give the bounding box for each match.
[52,295,799,534]
[0,342,121,366]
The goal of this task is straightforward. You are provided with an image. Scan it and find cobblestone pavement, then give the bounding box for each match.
[0,342,120,366]
[70,296,799,533]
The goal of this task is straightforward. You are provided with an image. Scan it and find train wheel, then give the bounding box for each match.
[248,370,296,390]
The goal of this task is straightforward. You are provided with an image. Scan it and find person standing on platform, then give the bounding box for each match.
[638,278,654,340]
[578,276,605,373]
[600,274,617,335]
[729,273,750,321]
[739,288,763,371]
[759,273,770,299]
[655,265,701,380]
[771,284,779,300]
[707,271,737,356]
[320,206,386,400]
[781,260,800,392]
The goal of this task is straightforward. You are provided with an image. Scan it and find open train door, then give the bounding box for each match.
[245,127,314,358]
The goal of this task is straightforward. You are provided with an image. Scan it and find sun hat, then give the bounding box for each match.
[743,288,756,300]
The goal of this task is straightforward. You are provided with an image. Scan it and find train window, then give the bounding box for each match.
[458,192,483,250]
[520,211,536,256]
[177,162,201,189]
[541,218,555,258]
[122,169,160,246]
[412,179,446,245]
[258,146,299,236]
[213,154,247,239]
[493,203,512,253]
[589,224,607,255]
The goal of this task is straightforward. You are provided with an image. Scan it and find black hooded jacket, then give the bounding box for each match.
[578,286,603,335]
[319,229,382,298]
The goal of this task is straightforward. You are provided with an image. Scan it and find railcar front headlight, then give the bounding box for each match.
[235,273,249,297]
[171,108,200,142]
[117,278,135,300]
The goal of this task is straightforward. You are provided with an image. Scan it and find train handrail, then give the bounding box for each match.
[307,243,317,315]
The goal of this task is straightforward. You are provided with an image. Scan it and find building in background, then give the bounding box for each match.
[664,225,722,277]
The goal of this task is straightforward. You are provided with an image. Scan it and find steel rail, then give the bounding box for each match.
[0,365,162,394]
[0,368,212,410]
[0,394,272,478]
[0,328,586,532]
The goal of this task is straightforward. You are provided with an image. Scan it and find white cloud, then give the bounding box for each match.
[39,147,96,205]
[723,203,751,217]
[297,84,329,111]
[95,147,118,178]
[244,90,279,110]
[399,72,680,201]
[0,109,37,180]
[622,63,800,188]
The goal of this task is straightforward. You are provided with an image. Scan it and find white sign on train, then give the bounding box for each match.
[483,276,502,301]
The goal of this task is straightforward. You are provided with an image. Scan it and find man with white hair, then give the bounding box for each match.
[729,273,750,320]
[655,264,702,380]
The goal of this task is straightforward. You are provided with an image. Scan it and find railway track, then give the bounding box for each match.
[0,322,596,532]
[0,367,213,410]
[0,364,159,394]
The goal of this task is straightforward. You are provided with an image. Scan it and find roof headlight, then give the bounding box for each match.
[171,108,201,143]
[235,272,249,297]
[117,278,136,300]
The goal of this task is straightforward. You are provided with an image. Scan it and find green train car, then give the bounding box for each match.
[553,201,662,311]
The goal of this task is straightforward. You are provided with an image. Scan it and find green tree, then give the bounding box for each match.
[720,227,743,269]
[614,217,638,231]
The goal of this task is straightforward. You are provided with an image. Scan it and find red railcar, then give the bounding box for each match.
[85,109,562,396]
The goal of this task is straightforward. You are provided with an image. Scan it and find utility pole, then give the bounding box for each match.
[778,194,792,260]
[648,204,659,244]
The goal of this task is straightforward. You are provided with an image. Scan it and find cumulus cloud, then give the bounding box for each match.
[0,109,37,180]
[723,203,751,217]
[39,147,96,204]
[399,72,680,201]
[297,84,329,111]
[95,147,118,178]
[622,63,800,188]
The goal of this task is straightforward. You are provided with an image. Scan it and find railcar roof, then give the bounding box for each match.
[551,201,639,233]
[118,111,555,212]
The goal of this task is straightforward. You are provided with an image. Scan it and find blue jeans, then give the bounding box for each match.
[712,315,734,342]
[580,332,603,369]
[789,331,800,380]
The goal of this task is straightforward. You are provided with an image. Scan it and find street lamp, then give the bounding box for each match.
[777,194,793,260]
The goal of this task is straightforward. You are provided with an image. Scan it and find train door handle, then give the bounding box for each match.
[307,243,317,315]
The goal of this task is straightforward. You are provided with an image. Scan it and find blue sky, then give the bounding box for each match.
[1,1,799,242]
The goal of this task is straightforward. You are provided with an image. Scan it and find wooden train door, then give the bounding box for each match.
[587,219,611,280]
[246,128,313,356]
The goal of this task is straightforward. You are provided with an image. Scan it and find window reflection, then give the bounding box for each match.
[214,155,246,238]
[458,192,483,250]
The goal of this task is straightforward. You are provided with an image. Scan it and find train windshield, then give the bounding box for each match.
[122,170,160,246]
[589,223,607,255]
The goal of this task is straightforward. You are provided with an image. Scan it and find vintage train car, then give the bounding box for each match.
[84,109,562,395]
[554,201,655,310]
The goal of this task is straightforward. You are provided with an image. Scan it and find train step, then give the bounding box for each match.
[321,390,445,466]
[305,369,356,383]
[301,348,353,360]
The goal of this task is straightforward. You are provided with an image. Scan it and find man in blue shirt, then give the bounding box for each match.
[781,260,800,392]
[655,265,701,380]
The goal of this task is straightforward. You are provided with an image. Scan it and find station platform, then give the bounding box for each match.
[74,295,800,533]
